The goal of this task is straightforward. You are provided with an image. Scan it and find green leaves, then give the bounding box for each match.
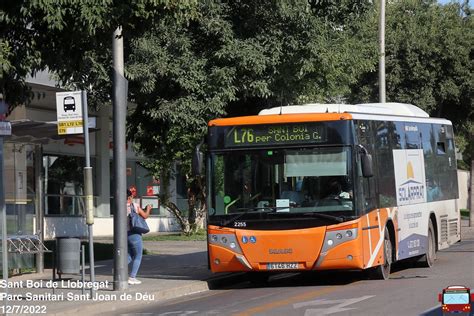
[126,0,376,183]
[3,0,471,186]
[351,1,473,162]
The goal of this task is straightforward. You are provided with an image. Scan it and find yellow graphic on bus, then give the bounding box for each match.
[406,162,414,179]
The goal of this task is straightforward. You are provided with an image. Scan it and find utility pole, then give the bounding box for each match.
[470,153,474,228]
[379,0,386,103]
[112,26,129,291]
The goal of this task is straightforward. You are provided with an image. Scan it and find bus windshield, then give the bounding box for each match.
[209,146,355,220]
[443,292,470,304]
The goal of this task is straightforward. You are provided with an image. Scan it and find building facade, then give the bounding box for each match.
[4,73,185,260]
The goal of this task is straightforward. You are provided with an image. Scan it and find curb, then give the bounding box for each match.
[56,281,210,316]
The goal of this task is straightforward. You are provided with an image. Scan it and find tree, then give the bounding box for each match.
[350,1,473,162]
[0,0,198,108]
[126,0,375,234]
[1,0,198,232]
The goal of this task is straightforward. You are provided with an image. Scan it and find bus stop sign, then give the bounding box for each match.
[55,91,83,135]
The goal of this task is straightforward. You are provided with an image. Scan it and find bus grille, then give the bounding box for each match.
[440,218,448,243]
[448,219,458,237]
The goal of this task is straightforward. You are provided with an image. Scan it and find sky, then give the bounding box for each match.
[438,0,464,4]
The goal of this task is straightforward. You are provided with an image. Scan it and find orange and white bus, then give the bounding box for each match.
[202,103,460,280]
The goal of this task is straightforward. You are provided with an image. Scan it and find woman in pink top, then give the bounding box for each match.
[127,189,152,285]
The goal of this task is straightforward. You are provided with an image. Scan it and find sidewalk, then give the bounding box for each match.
[5,220,474,315]
[461,218,474,240]
[6,240,236,315]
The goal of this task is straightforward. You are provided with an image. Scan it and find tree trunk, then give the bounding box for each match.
[185,177,207,234]
[164,177,206,236]
[165,201,191,234]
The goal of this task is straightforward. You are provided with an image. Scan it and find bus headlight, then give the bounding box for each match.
[208,233,243,255]
[321,228,358,252]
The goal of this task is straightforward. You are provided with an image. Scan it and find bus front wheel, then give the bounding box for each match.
[369,227,392,280]
[419,221,436,267]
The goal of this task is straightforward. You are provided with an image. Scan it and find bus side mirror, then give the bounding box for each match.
[361,154,373,178]
[192,143,204,176]
[359,145,373,178]
[438,293,442,302]
[471,293,474,301]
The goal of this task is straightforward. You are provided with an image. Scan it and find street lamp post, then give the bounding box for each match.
[379,0,385,103]
[379,0,386,103]
[112,26,129,291]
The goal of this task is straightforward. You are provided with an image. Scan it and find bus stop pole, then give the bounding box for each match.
[81,90,96,296]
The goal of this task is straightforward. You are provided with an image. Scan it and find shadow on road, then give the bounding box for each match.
[214,269,367,290]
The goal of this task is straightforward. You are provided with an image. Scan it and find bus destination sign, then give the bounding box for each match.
[225,123,327,147]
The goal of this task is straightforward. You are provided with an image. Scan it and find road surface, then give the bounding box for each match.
[113,239,474,316]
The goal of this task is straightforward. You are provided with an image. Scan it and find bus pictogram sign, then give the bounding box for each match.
[56,91,83,135]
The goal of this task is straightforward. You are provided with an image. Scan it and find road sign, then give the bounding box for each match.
[56,91,83,135]
[0,121,11,136]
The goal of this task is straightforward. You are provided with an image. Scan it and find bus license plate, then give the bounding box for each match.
[267,262,299,270]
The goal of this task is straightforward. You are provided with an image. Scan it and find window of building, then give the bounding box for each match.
[43,155,96,216]
[5,143,36,233]
[109,160,160,216]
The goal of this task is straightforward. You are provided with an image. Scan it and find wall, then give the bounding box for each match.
[44,216,181,239]
[458,169,470,210]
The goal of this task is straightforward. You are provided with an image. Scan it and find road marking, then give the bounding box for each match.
[157,312,198,316]
[293,295,375,315]
[234,287,338,316]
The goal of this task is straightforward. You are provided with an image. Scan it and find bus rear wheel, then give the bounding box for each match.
[369,227,392,280]
[419,221,436,267]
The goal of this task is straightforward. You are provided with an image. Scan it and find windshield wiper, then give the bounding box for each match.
[303,212,345,223]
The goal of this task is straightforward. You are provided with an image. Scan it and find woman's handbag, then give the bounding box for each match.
[129,203,150,234]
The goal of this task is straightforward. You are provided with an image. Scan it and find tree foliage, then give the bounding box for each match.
[350,1,473,162]
[2,0,472,232]
[0,0,198,107]
[126,0,375,232]
[126,0,375,169]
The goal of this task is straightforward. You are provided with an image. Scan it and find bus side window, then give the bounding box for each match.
[392,122,406,149]
[355,121,377,213]
[375,121,396,207]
